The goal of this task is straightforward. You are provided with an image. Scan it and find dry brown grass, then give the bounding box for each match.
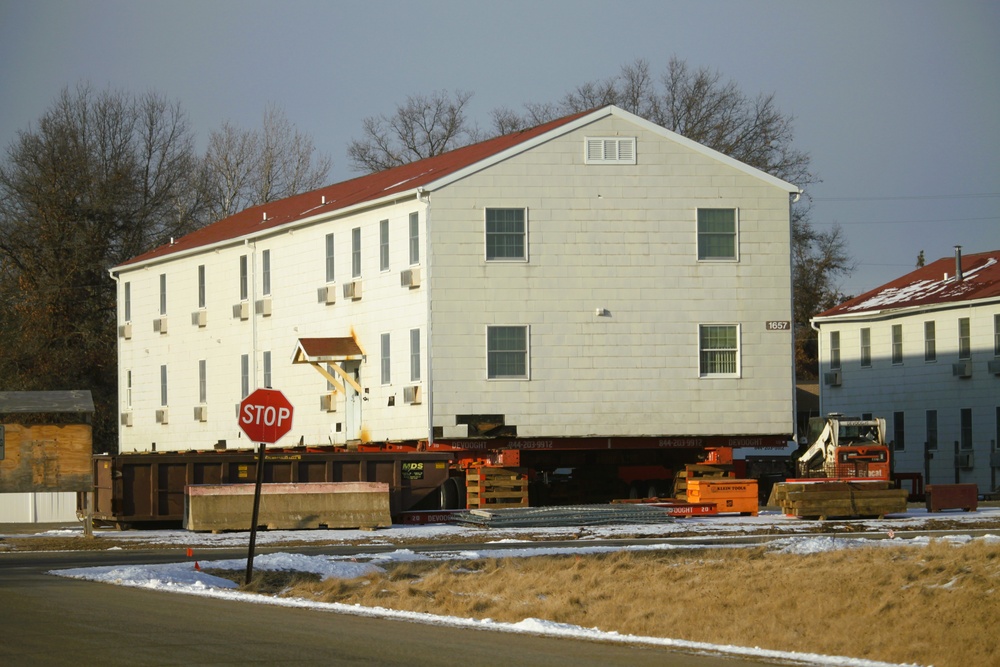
[250,539,1000,667]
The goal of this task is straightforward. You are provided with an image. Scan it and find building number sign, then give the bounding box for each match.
[765,321,791,331]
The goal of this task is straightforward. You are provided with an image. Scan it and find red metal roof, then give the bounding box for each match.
[816,250,1000,318]
[116,110,594,269]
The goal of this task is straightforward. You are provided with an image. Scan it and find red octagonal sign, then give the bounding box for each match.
[238,388,294,444]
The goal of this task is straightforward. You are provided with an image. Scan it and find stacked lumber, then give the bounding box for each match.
[466,466,529,509]
[672,464,732,501]
[769,480,908,520]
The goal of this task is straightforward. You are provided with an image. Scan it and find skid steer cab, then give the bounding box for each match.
[795,414,890,481]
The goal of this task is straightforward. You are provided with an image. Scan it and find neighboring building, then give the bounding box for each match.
[0,390,95,523]
[812,248,1000,492]
[110,105,801,457]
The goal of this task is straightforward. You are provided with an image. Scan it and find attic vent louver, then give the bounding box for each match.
[585,137,636,165]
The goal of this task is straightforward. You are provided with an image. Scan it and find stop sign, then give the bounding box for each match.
[238,388,294,444]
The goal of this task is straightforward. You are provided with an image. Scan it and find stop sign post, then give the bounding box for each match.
[238,388,294,584]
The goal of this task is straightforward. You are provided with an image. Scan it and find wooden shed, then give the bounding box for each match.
[0,390,95,523]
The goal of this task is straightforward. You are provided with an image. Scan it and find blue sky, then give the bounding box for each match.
[1,0,997,295]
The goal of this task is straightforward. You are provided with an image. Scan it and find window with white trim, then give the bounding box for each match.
[124,282,131,321]
[924,321,936,362]
[485,208,527,261]
[239,255,248,301]
[410,328,421,382]
[487,326,529,379]
[860,328,872,368]
[379,219,389,271]
[697,209,738,260]
[197,266,206,309]
[829,331,841,370]
[380,333,391,385]
[958,318,971,360]
[408,212,419,265]
[261,250,271,296]
[198,360,207,404]
[159,274,167,315]
[352,227,362,278]
[584,137,636,164]
[325,233,335,283]
[925,410,937,451]
[891,324,903,365]
[960,408,973,449]
[240,354,249,399]
[263,351,272,389]
[699,324,739,376]
[160,365,168,406]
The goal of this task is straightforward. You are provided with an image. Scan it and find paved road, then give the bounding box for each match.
[1,548,775,667]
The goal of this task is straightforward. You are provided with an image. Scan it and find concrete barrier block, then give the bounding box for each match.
[184,482,392,531]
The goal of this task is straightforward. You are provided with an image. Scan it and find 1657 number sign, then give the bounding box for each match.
[765,321,791,331]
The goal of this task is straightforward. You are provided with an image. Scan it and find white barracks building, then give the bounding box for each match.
[111,106,801,454]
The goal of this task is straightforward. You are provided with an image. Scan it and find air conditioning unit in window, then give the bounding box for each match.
[119,323,133,339]
[343,280,362,300]
[233,301,250,320]
[400,268,421,288]
[988,360,1000,376]
[194,405,208,422]
[319,393,337,412]
[317,285,336,304]
[955,451,974,469]
[403,385,422,404]
[952,361,972,378]
[191,310,207,327]
[120,411,133,427]
[153,316,168,334]
[823,370,841,387]
[155,408,169,424]
[255,297,272,317]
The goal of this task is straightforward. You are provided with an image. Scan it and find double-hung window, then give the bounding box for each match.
[124,282,132,321]
[261,250,271,296]
[829,331,841,370]
[325,233,335,283]
[860,328,872,368]
[379,219,390,272]
[485,208,527,261]
[241,354,250,399]
[160,365,168,406]
[159,274,167,316]
[197,266,206,309]
[924,321,936,362]
[699,324,739,376]
[198,360,207,404]
[958,318,971,360]
[239,255,248,301]
[487,326,529,379]
[352,227,362,278]
[408,212,420,265]
[891,324,903,365]
[410,328,421,382]
[380,333,391,385]
[697,209,738,261]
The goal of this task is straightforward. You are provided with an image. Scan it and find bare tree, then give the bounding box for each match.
[792,217,856,379]
[203,104,332,220]
[0,84,207,449]
[347,90,476,173]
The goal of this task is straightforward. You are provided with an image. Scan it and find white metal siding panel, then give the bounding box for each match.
[118,200,430,452]
[428,116,794,438]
